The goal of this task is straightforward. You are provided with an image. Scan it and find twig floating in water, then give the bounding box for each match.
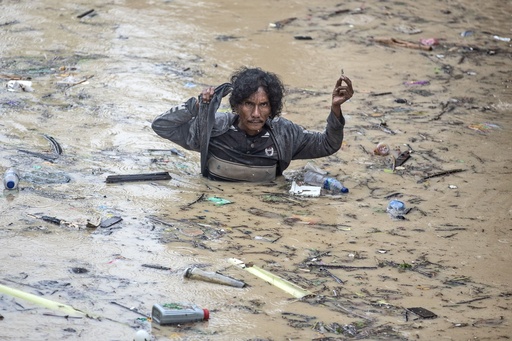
[431,102,455,121]
[307,263,378,270]
[141,264,172,271]
[110,301,150,318]
[63,75,94,91]
[321,268,345,284]
[456,296,491,305]
[369,92,392,97]
[384,192,402,199]
[43,313,83,319]
[18,149,58,162]
[182,193,205,208]
[269,17,297,29]
[147,215,174,227]
[435,227,467,231]
[373,37,433,51]
[324,9,351,19]
[358,144,371,155]
[77,9,95,19]
[417,169,465,183]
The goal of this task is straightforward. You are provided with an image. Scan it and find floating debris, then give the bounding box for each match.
[374,143,390,156]
[467,122,500,133]
[43,134,63,155]
[207,196,232,206]
[77,9,95,19]
[405,307,438,320]
[6,80,33,92]
[229,258,312,298]
[269,17,297,29]
[289,181,321,197]
[100,216,122,228]
[106,172,172,183]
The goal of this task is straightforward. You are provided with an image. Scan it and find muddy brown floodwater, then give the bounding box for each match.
[1,0,511,340]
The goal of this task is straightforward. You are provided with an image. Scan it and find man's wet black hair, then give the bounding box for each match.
[229,67,285,119]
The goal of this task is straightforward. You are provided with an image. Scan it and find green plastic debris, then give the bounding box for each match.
[207,197,232,206]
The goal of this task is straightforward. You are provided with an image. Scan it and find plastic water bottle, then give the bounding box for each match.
[151,303,209,325]
[303,170,348,194]
[386,200,406,218]
[184,267,246,288]
[3,168,19,190]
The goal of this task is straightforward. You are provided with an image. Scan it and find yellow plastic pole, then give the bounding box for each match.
[0,283,86,317]
[229,258,313,299]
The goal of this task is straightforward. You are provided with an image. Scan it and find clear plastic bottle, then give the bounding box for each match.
[3,168,19,190]
[303,170,349,194]
[386,200,406,218]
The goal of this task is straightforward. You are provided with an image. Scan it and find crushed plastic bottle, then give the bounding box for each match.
[303,161,328,175]
[184,267,246,288]
[304,170,349,194]
[386,200,406,218]
[3,168,19,190]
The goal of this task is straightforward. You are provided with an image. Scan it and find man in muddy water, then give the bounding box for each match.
[152,67,354,182]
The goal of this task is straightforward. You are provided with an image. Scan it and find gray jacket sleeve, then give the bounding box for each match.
[292,111,345,159]
[151,97,202,151]
[272,111,345,171]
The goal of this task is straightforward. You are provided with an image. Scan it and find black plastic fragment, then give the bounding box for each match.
[395,150,411,167]
[406,307,437,319]
[42,216,61,225]
[105,172,172,183]
[71,267,89,274]
[294,36,313,40]
[100,216,123,228]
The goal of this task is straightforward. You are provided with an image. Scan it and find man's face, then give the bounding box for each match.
[236,86,271,136]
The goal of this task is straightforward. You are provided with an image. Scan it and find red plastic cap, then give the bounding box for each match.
[203,308,210,320]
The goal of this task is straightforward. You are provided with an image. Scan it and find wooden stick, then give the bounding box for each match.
[77,9,95,19]
[418,169,465,183]
[373,37,433,51]
[307,263,378,270]
[456,296,491,305]
[63,75,94,90]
